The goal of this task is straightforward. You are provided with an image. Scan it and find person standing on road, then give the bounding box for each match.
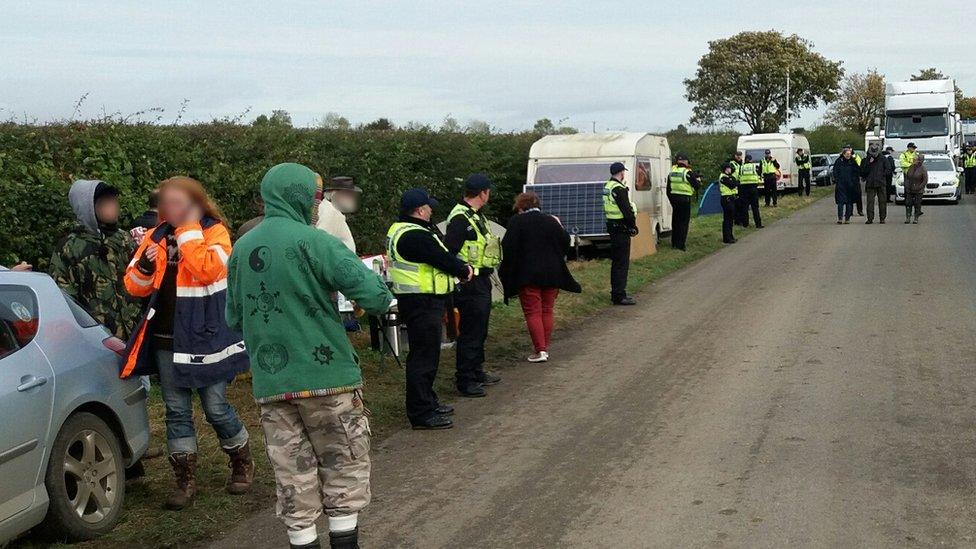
[795,148,812,196]
[737,154,763,228]
[316,176,361,252]
[861,143,892,224]
[389,188,473,429]
[899,142,919,173]
[962,146,976,194]
[833,146,860,224]
[883,146,897,203]
[226,163,393,549]
[903,153,927,224]
[499,192,581,363]
[445,174,503,397]
[667,153,701,251]
[603,162,638,305]
[761,150,781,207]
[122,176,252,511]
[718,163,738,244]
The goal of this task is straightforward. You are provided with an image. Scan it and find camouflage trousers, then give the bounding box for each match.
[259,391,371,533]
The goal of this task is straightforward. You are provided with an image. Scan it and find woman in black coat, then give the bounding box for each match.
[499,192,581,363]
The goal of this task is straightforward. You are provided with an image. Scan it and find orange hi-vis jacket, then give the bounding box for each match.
[122,217,248,387]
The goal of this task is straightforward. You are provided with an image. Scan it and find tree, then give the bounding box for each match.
[318,111,350,130]
[684,31,843,133]
[439,115,462,133]
[466,119,492,134]
[533,118,555,134]
[826,69,886,132]
[362,117,394,131]
[252,109,292,128]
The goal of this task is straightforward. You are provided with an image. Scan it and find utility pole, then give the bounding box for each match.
[785,68,791,131]
[592,121,597,133]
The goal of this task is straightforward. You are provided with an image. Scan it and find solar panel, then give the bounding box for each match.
[525,182,607,236]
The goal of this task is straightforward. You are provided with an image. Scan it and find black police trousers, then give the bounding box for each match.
[721,195,736,243]
[798,169,811,196]
[398,293,448,424]
[763,175,778,206]
[608,225,631,302]
[736,184,762,227]
[669,194,692,250]
[455,274,491,389]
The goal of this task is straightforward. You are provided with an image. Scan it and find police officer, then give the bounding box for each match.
[603,161,637,305]
[388,188,473,429]
[445,174,502,397]
[963,146,976,194]
[795,148,812,196]
[718,163,738,244]
[761,149,781,207]
[737,154,763,228]
[899,142,919,173]
[730,151,744,181]
[667,153,701,251]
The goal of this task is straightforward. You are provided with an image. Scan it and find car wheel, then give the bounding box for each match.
[40,412,126,541]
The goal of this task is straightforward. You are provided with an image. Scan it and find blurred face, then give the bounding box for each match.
[842,149,852,159]
[94,196,119,225]
[414,204,432,221]
[159,186,195,225]
[332,189,360,214]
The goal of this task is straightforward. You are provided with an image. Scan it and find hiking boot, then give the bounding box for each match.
[165,453,197,510]
[329,528,360,549]
[224,441,255,495]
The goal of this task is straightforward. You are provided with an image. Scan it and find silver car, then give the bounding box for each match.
[0,270,149,544]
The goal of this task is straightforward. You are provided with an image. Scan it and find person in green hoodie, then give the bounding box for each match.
[226,163,392,549]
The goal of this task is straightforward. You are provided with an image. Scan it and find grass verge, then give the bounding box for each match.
[16,187,830,548]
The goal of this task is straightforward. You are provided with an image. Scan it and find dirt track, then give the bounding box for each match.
[212,195,976,548]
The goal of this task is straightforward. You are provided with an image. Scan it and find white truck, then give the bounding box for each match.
[525,132,673,245]
[884,79,962,159]
[736,133,811,191]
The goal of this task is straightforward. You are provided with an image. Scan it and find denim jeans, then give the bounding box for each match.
[156,350,248,454]
[836,202,853,220]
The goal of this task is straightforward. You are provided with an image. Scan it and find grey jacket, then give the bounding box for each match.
[904,164,928,194]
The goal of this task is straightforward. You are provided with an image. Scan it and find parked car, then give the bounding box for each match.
[894,153,961,204]
[0,270,149,544]
[811,153,837,186]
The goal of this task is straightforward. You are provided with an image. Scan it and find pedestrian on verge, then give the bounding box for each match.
[795,148,812,196]
[227,163,392,549]
[445,174,503,397]
[963,146,976,194]
[861,143,892,224]
[883,146,897,202]
[832,146,860,224]
[122,176,252,511]
[316,176,361,253]
[667,153,701,250]
[737,154,763,228]
[50,179,141,339]
[389,188,473,430]
[903,153,927,224]
[761,149,781,207]
[499,191,581,363]
[718,163,738,244]
[603,161,638,304]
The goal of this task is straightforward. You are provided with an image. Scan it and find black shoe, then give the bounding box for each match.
[880,219,886,224]
[458,384,487,398]
[291,538,322,549]
[612,296,637,306]
[478,372,501,385]
[755,225,764,229]
[329,527,359,549]
[865,220,873,224]
[434,404,454,415]
[411,415,454,430]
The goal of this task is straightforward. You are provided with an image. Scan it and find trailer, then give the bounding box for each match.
[525,133,673,245]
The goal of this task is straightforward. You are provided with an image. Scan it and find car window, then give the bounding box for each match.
[62,290,99,328]
[0,285,39,361]
[811,156,829,167]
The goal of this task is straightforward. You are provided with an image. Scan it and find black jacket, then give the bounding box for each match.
[132,209,158,230]
[499,210,581,302]
[394,216,469,278]
[860,152,892,188]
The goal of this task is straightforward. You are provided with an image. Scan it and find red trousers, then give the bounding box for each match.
[518,286,559,353]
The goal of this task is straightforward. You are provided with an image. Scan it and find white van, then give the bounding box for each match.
[525,132,673,245]
[736,133,811,191]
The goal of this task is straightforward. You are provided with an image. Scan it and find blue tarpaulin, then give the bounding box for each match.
[697,181,723,216]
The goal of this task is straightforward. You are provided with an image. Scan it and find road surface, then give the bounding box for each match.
[212,195,976,548]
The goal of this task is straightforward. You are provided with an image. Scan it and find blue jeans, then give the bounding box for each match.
[156,350,248,454]
[837,202,853,220]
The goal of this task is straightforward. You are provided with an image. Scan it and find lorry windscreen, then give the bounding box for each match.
[886,112,949,138]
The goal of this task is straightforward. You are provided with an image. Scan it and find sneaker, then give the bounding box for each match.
[528,351,549,363]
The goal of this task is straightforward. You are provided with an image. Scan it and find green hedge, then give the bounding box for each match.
[0,123,857,267]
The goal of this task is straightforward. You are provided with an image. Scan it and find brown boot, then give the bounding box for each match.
[225,441,254,495]
[165,452,197,510]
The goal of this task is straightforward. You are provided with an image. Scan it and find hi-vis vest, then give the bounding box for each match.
[796,155,811,170]
[899,150,917,170]
[447,204,501,271]
[739,162,760,184]
[731,160,742,181]
[761,158,778,175]
[603,179,637,220]
[386,222,454,295]
[719,175,737,197]
[668,166,694,196]
[965,152,976,168]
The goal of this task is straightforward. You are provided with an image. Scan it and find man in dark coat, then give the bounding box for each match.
[883,146,897,202]
[861,143,893,224]
[833,146,860,224]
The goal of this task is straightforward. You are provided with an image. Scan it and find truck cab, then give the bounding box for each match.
[885,80,962,159]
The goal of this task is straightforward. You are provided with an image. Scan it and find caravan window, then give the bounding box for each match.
[744,149,767,162]
[533,163,610,184]
[635,161,652,191]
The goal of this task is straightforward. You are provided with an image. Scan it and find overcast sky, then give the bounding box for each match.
[2,0,974,133]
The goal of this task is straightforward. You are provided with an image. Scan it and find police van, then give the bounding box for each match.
[736,132,811,192]
[524,132,673,246]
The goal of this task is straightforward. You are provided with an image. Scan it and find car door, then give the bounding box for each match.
[0,284,54,522]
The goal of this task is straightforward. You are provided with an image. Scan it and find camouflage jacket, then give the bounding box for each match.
[49,226,141,339]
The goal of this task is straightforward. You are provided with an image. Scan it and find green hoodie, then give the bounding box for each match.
[226,163,393,403]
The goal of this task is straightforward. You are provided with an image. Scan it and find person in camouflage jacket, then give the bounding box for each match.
[50,179,141,340]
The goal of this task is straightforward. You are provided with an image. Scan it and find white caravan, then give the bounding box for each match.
[736,133,811,191]
[525,132,673,245]
[885,79,962,158]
